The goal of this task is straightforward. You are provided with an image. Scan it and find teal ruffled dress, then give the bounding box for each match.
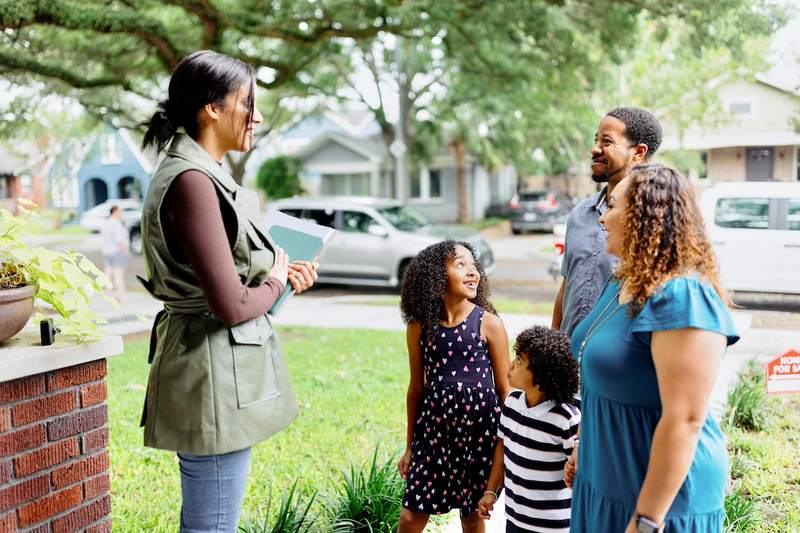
[570,276,739,532]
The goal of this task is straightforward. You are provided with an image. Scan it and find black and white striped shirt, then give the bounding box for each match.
[498,390,580,532]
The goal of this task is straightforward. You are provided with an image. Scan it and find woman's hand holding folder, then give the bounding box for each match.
[287,261,318,293]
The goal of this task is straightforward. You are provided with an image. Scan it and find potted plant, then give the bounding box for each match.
[0,200,112,343]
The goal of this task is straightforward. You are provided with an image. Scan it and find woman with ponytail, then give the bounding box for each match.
[139,50,317,532]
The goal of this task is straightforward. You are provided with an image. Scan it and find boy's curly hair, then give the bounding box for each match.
[400,239,495,342]
[514,326,578,404]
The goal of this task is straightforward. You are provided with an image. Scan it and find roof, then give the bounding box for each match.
[661,75,800,151]
[294,131,387,163]
[118,129,154,173]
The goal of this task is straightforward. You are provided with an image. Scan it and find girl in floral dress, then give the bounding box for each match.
[397,240,511,532]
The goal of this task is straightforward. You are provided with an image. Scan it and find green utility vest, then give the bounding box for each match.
[139,133,298,455]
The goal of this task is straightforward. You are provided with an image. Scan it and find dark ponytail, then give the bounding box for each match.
[142,102,178,154]
[141,50,255,153]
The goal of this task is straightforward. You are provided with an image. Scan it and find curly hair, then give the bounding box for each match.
[606,107,662,159]
[616,163,732,316]
[400,240,496,342]
[514,326,578,405]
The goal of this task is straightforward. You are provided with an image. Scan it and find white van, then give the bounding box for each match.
[700,182,800,295]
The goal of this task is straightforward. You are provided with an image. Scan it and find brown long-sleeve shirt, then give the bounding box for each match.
[162,169,284,326]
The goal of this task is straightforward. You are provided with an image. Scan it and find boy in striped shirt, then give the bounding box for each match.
[478,326,580,532]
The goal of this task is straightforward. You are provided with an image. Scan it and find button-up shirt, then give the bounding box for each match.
[560,187,617,337]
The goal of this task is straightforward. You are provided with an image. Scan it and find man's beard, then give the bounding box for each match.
[591,172,610,184]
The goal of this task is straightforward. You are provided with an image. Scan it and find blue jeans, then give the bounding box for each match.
[178,447,252,533]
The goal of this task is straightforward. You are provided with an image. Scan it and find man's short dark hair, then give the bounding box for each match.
[606,107,662,159]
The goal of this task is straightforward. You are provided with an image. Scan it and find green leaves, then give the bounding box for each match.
[256,156,304,200]
[0,206,112,342]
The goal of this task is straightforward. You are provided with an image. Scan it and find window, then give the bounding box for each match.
[99,134,122,165]
[411,168,442,200]
[20,175,32,195]
[377,206,429,231]
[341,211,377,233]
[728,102,751,115]
[715,198,769,229]
[789,199,800,231]
[279,209,302,218]
[410,173,421,198]
[429,169,441,198]
[301,208,335,228]
[321,173,370,196]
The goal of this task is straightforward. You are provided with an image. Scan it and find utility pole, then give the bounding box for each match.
[390,37,407,203]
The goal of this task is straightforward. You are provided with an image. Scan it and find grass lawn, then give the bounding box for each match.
[23,215,90,236]
[347,295,554,317]
[725,395,800,531]
[460,216,507,231]
[108,327,409,531]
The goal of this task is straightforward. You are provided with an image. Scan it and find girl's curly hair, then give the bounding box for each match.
[514,326,578,405]
[617,163,732,316]
[400,239,495,342]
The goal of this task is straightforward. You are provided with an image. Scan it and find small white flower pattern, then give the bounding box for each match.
[403,306,501,517]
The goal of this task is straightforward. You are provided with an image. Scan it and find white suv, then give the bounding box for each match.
[700,182,800,295]
[265,197,496,287]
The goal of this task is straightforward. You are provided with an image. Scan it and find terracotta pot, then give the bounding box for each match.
[0,284,36,343]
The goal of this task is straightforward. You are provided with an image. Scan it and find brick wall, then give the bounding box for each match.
[0,360,111,532]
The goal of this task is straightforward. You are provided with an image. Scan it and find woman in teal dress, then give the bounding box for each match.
[568,164,739,533]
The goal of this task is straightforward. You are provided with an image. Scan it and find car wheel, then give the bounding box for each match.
[129,228,143,256]
[511,228,522,235]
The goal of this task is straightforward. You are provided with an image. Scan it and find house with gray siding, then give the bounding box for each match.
[279,112,518,223]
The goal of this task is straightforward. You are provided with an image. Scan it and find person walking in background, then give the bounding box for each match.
[139,50,317,532]
[397,240,511,533]
[552,107,662,337]
[569,164,739,532]
[100,205,130,304]
[477,326,580,532]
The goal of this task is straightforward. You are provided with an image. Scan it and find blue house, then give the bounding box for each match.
[77,128,153,213]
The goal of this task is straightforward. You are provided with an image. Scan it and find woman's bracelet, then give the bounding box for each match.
[484,489,499,500]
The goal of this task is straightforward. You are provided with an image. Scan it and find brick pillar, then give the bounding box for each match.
[0,360,111,532]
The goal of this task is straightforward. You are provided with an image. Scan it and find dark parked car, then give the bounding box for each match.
[509,190,573,234]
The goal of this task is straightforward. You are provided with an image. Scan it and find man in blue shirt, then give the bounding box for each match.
[552,108,662,336]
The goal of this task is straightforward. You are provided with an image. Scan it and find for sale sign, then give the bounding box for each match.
[766,350,800,395]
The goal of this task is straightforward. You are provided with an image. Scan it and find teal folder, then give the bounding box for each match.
[264,210,336,316]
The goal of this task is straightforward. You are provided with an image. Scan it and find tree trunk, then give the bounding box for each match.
[451,137,469,223]
[225,151,253,185]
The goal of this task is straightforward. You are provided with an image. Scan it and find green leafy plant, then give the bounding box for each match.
[0,202,112,342]
[725,360,777,432]
[724,484,761,532]
[326,445,405,533]
[255,156,303,200]
[240,481,318,533]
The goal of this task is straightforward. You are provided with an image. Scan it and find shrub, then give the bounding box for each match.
[725,360,776,432]
[240,481,317,533]
[256,156,303,200]
[326,446,405,532]
[723,484,761,532]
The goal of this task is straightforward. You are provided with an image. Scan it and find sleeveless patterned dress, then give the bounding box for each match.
[403,305,501,517]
